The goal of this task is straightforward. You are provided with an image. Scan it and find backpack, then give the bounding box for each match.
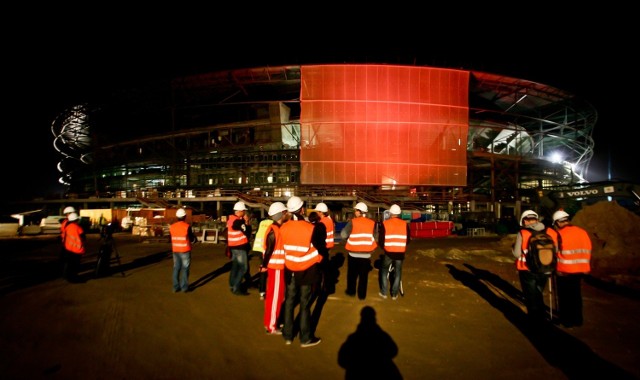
[525,228,557,274]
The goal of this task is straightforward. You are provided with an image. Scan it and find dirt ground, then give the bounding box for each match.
[1,216,639,380]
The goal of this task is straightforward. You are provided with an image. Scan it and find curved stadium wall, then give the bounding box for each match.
[51,64,596,214]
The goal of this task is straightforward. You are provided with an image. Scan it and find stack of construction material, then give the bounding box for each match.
[410,220,453,238]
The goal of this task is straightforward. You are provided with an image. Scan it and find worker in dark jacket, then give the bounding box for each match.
[281,196,325,348]
[62,212,86,283]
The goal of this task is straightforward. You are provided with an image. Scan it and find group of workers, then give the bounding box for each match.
[169,198,592,345]
[207,197,411,348]
[513,209,592,328]
[59,198,590,343]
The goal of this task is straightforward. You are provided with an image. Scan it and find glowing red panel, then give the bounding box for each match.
[300,65,469,186]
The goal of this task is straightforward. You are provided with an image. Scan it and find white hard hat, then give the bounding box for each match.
[233,201,248,211]
[176,208,187,218]
[315,202,328,213]
[63,206,76,214]
[389,204,402,215]
[519,210,538,225]
[553,210,570,223]
[354,202,368,213]
[287,196,304,212]
[268,202,287,216]
[67,212,79,222]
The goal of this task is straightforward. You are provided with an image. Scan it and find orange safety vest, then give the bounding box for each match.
[264,224,285,270]
[516,227,559,271]
[383,217,408,253]
[345,217,378,253]
[60,219,69,242]
[280,220,322,271]
[64,222,85,255]
[227,214,249,247]
[320,215,335,248]
[556,225,591,273]
[170,221,192,253]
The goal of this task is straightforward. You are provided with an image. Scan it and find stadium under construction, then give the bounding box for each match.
[38,63,604,231]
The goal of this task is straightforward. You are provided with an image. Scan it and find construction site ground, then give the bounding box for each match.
[1,228,639,380]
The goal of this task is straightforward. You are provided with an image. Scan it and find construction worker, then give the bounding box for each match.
[60,206,76,238]
[378,204,410,300]
[59,206,76,273]
[242,212,255,289]
[341,202,378,300]
[253,214,274,300]
[512,210,559,326]
[281,196,324,347]
[552,210,592,328]
[62,212,86,283]
[227,201,251,295]
[169,208,197,293]
[314,203,335,251]
[313,202,337,294]
[261,202,288,334]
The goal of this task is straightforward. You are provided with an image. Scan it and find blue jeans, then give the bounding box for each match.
[172,252,191,292]
[229,248,248,293]
[518,270,549,323]
[379,255,403,297]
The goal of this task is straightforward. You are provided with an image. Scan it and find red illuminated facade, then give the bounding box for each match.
[300,65,468,186]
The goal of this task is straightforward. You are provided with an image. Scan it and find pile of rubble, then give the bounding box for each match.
[573,201,640,290]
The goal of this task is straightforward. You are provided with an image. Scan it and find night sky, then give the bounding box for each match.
[4,14,637,205]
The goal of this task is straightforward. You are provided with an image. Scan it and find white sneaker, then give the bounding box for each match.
[378,292,387,299]
[300,337,321,348]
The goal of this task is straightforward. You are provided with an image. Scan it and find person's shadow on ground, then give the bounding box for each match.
[310,252,345,336]
[189,261,232,291]
[93,249,170,278]
[446,263,635,379]
[338,306,403,380]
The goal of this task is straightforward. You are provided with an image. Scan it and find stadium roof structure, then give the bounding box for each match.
[49,64,597,213]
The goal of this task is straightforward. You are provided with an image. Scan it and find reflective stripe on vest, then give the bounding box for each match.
[64,223,85,254]
[170,221,191,253]
[280,220,321,271]
[265,224,285,270]
[345,217,377,252]
[556,225,591,273]
[253,219,274,253]
[321,215,335,248]
[383,217,407,253]
[227,215,249,247]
